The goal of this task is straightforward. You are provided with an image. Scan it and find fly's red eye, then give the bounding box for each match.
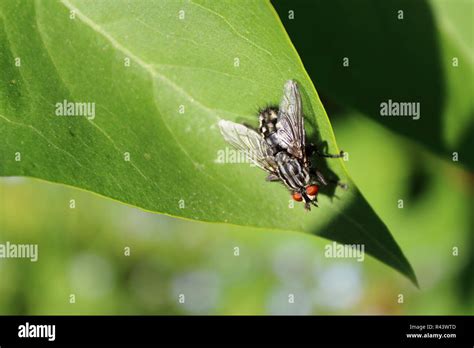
[292,192,303,202]
[306,185,319,196]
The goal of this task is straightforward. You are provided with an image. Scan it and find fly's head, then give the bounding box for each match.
[292,184,319,211]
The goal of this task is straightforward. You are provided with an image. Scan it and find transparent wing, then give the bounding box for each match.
[277,80,306,160]
[218,120,277,173]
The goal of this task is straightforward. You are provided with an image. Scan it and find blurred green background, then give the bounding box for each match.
[0,0,473,315]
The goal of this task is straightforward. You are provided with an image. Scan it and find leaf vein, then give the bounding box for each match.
[61,0,250,208]
[0,113,83,168]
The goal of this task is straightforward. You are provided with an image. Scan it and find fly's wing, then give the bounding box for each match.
[276,80,306,161]
[218,120,277,174]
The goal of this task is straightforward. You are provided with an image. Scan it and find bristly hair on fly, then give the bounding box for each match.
[219,80,346,211]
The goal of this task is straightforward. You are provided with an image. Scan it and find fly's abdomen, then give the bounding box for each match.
[275,152,310,191]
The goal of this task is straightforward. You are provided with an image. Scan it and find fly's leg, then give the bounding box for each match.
[306,143,316,157]
[308,141,348,189]
[314,169,328,186]
[317,149,345,158]
[306,142,345,159]
[312,168,348,190]
[266,173,280,182]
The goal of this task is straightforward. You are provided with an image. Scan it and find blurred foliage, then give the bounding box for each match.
[273,0,474,170]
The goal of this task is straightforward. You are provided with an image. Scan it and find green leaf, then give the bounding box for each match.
[0,0,416,284]
[274,0,474,170]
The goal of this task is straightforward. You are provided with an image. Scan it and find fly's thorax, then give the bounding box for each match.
[275,151,310,191]
[258,107,278,138]
[265,133,281,149]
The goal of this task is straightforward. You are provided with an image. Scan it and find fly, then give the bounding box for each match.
[218,80,346,211]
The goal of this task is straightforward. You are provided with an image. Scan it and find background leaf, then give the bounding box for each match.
[274,0,474,170]
[0,0,416,283]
